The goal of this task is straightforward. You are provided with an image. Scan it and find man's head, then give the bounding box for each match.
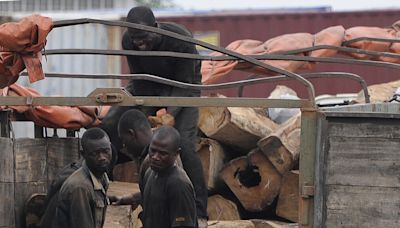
[118,109,152,157]
[81,128,112,175]
[126,6,162,51]
[148,126,181,172]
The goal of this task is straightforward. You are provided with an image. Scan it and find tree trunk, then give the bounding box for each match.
[208,220,255,228]
[199,105,277,152]
[258,113,301,175]
[196,138,226,191]
[220,149,282,211]
[207,195,241,221]
[276,170,299,222]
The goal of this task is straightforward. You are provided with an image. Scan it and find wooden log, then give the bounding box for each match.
[220,149,282,211]
[251,219,299,228]
[208,220,254,228]
[258,113,301,175]
[207,195,241,221]
[199,106,277,152]
[112,160,140,183]
[104,182,141,228]
[276,171,299,222]
[196,138,226,191]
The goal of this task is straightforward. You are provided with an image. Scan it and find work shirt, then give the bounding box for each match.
[53,161,110,228]
[39,160,82,228]
[140,164,198,228]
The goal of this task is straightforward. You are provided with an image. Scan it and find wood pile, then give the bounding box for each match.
[197,101,300,225]
[111,88,301,227]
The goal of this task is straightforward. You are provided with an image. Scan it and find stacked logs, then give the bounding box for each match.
[197,104,300,226]
[110,88,301,227]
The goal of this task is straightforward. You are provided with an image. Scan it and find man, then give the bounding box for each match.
[122,125,197,228]
[100,6,208,222]
[53,128,112,228]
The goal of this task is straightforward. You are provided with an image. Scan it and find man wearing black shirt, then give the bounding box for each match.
[100,6,208,223]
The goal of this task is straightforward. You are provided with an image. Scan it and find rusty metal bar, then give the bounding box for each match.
[0,95,313,108]
[43,48,400,70]
[52,19,316,106]
[237,72,370,103]
[342,37,400,46]
[299,109,318,228]
[44,44,400,60]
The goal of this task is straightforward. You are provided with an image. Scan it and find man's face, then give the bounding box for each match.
[148,136,177,172]
[83,137,112,173]
[128,29,161,51]
[119,130,143,158]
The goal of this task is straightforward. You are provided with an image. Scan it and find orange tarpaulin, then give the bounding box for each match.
[201,26,346,84]
[0,84,110,129]
[0,15,52,88]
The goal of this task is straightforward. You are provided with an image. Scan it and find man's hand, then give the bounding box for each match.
[148,108,175,127]
[109,192,142,210]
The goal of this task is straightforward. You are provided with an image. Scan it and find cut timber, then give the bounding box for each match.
[112,160,140,183]
[207,195,241,220]
[355,79,400,103]
[196,138,226,191]
[251,219,299,228]
[258,113,301,175]
[104,182,141,228]
[199,105,277,152]
[220,149,282,211]
[276,171,299,222]
[208,220,254,228]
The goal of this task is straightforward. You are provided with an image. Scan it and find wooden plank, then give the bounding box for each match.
[0,138,14,182]
[0,183,15,227]
[207,220,254,228]
[220,150,282,211]
[251,220,299,228]
[14,182,47,228]
[199,106,277,152]
[108,181,140,197]
[47,138,80,181]
[207,195,240,221]
[14,139,47,183]
[276,171,299,222]
[112,161,140,183]
[327,119,400,138]
[326,136,400,187]
[258,114,301,175]
[196,138,226,191]
[325,185,400,228]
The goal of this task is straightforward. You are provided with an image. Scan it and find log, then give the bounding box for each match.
[112,160,140,183]
[220,149,282,211]
[258,114,301,175]
[208,220,254,228]
[199,105,277,152]
[251,219,299,228]
[276,171,299,222]
[207,195,241,221]
[104,182,141,228]
[196,138,226,191]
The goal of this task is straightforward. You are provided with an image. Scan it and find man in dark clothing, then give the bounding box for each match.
[38,160,82,228]
[53,128,112,228]
[142,126,197,228]
[99,6,208,222]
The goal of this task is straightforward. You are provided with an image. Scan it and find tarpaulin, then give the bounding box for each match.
[201,26,345,84]
[0,83,110,129]
[0,15,53,88]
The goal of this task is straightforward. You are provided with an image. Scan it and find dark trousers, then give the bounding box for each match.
[100,106,208,218]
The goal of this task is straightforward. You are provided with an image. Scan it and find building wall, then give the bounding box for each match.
[121,10,400,98]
